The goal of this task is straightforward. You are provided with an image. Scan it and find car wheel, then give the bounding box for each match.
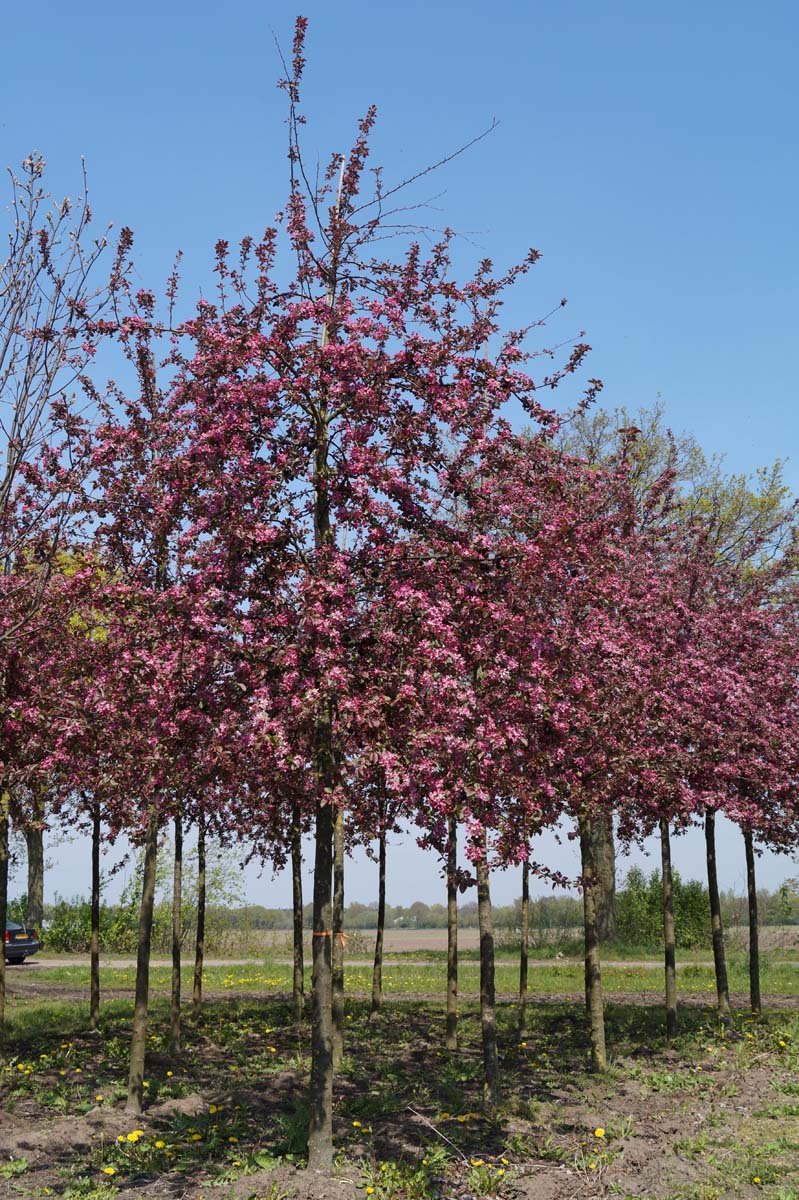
[5,957,25,965]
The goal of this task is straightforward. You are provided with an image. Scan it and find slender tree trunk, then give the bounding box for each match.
[519,853,530,1036]
[0,790,9,1063]
[89,803,101,1031]
[743,826,761,1015]
[126,807,159,1114]
[476,833,500,1109]
[370,817,387,1018]
[591,812,617,942]
[705,810,731,1023]
[291,804,304,1025]
[331,806,345,1067]
[660,816,677,1042]
[169,808,183,1054]
[580,814,607,1071]
[192,812,206,1016]
[445,813,458,1051]
[24,788,45,930]
[308,788,335,1171]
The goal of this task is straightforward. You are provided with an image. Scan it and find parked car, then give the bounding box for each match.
[4,921,40,964]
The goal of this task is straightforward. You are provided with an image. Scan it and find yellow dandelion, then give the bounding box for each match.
[155,1140,166,1149]
[594,1128,605,1138]
[209,1104,219,1114]
[753,1177,762,1184]
[352,1120,362,1128]
[228,1136,238,1143]
[95,1094,104,1102]
[103,1166,116,1175]
[471,1158,484,1167]
[166,1070,173,1077]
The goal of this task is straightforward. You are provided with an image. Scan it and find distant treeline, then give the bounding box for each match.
[226,873,799,935]
[15,870,799,955]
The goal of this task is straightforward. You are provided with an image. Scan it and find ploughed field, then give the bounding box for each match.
[0,944,798,1200]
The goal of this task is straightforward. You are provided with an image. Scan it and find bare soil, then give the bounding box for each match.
[1,961,797,1200]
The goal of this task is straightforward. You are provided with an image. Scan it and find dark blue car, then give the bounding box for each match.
[4,921,40,964]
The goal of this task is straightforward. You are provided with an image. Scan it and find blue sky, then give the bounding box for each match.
[3,1,798,905]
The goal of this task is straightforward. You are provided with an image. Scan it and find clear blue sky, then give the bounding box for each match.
[4,1,798,905]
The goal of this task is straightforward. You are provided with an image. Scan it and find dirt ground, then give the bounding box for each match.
[1,960,798,1200]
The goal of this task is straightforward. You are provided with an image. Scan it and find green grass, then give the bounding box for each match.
[2,964,799,1199]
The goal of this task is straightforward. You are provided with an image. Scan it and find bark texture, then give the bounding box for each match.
[331,806,345,1067]
[370,808,387,1018]
[476,838,500,1109]
[591,812,617,942]
[744,826,761,1015]
[660,816,677,1042]
[291,804,304,1025]
[169,809,183,1054]
[518,854,530,1035]
[126,808,159,1113]
[24,789,45,930]
[192,813,206,1015]
[307,792,335,1171]
[89,803,101,1030]
[580,814,607,1071]
[445,813,458,1051]
[705,810,731,1023]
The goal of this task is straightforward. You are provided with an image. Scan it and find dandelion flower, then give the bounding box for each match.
[594,1128,605,1138]
[155,1140,166,1149]
[471,1158,484,1167]
[103,1166,116,1175]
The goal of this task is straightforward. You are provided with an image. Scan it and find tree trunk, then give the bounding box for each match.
[476,833,500,1110]
[192,812,206,1016]
[743,825,761,1015]
[660,816,677,1042]
[519,853,530,1036]
[0,791,9,1063]
[89,803,101,1031]
[307,790,335,1171]
[370,810,387,1018]
[580,814,607,1071]
[126,808,159,1114]
[24,788,45,930]
[291,804,304,1025]
[169,809,182,1054]
[445,812,458,1051]
[331,805,344,1067]
[705,809,731,1023]
[591,812,617,942]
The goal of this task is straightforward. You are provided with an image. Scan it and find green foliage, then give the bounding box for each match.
[29,834,248,954]
[615,866,709,949]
